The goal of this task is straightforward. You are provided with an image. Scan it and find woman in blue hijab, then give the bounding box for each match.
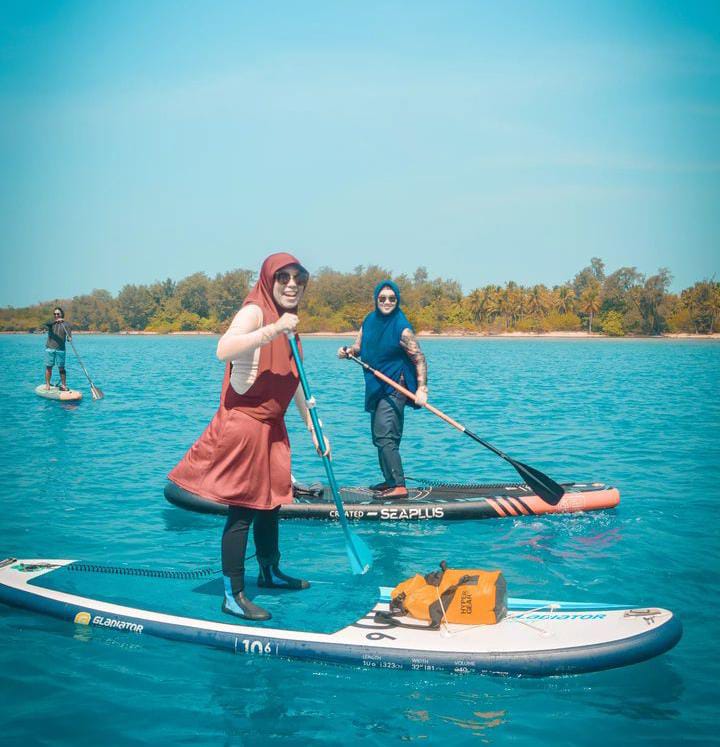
[338,280,428,499]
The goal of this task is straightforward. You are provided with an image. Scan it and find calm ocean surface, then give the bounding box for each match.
[1,334,718,745]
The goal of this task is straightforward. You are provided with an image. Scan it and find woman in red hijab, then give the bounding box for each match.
[169,253,327,621]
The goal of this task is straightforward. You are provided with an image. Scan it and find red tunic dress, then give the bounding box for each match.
[168,252,303,510]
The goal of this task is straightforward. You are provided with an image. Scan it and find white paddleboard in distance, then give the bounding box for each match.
[0,558,682,677]
[35,385,82,402]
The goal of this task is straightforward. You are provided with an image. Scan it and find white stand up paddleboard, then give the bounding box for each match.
[35,385,82,402]
[0,557,682,677]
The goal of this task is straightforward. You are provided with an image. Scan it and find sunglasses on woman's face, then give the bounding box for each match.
[275,270,309,287]
[378,295,397,304]
[54,312,62,316]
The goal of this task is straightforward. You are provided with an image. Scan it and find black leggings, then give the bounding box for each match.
[222,506,280,594]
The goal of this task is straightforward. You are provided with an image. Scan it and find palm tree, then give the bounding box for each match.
[554,285,575,314]
[484,285,502,322]
[497,286,514,329]
[527,285,551,318]
[469,285,501,327]
[580,284,602,333]
[504,282,525,327]
[467,289,488,324]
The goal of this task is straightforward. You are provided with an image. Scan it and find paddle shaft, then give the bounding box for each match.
[62,325,94,384]
[289,335,371,574]
[347,352,507,456]
[67,338,92,383]
[345,350,565,504]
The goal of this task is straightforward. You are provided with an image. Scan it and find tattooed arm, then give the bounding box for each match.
[337,328,362,359]
[400,328,428,404]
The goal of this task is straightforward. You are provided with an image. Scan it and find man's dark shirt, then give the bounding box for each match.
[45,320,71,351]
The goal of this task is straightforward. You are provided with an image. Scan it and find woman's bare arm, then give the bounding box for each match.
[216,305,280,362]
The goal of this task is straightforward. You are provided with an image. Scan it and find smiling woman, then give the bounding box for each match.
[338,279,428,499]
[167,252,324,623]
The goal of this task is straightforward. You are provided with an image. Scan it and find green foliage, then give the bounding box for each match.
[638,269,672,335]
[573,257,605,297]
[600,310,625,336]
[620,307,644,335]
[666,306,692,333]
[545,311,582,331]
[553,285,576,314]
[1,261,717,336]
[678,279,720,333]
[601,267,643,315]
[515,316,544,333]
[209,269,255,322]
[69,290,122,332]
[0,301,56,332]
[117,284,158,329]
[175,272,211,317]
[578,281,602,332]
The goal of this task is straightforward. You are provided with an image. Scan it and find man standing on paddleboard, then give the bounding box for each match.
[168,253,328,622]
[43,307,72,391]
[338,280,427,500]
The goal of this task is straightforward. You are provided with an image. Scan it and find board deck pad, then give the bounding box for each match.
[27,561,378,634]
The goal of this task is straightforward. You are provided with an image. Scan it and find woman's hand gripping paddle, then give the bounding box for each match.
[288,335,372,574]
[344,350,565,506]
[62,323,104,400]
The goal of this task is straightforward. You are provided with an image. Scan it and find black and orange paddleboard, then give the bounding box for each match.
[164,479,620,522]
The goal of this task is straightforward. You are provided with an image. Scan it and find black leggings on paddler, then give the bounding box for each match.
[371,391,406,487]
[222,506,280,594]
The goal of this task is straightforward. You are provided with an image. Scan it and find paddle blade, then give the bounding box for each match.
[344,530,373,575]
[510,460,566,506]
[91,385,104,400]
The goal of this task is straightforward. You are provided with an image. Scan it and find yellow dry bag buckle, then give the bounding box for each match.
[379,561,508,630]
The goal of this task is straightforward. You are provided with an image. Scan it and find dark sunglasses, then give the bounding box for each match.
[275,270,309,286]
[53,312,62,316]
[377,294,397,303]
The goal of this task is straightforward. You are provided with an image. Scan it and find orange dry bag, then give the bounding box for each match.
[382,561,507,629]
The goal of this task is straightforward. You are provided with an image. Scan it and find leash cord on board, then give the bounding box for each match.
[67,557,257,579]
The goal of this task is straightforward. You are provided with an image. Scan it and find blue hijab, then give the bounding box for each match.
[359,280,418,412]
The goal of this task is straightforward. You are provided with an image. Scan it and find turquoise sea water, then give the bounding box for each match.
[1,334,718,745]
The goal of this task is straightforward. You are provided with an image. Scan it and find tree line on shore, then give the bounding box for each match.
[2,259,718,335]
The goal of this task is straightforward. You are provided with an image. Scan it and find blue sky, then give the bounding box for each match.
[1,0,718,306]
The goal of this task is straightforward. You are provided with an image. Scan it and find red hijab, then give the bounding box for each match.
[220,252,307,416]
[242,252,308,323]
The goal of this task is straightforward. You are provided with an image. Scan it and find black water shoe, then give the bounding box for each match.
[222,591,271,621]
[258,566,310,590]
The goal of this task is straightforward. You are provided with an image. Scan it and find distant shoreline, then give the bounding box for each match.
[4,330,719,339]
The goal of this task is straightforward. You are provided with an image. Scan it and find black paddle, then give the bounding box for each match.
[344,350,565,506]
